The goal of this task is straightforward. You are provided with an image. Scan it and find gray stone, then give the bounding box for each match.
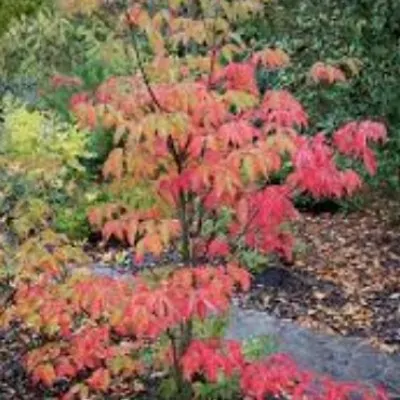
[92,264,131,279]
[226,306,400,398]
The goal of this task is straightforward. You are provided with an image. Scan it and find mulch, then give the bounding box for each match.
[0,323,40,400]
[240,196,400,354]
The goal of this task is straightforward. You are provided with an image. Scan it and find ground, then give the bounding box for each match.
[242,195,400,354]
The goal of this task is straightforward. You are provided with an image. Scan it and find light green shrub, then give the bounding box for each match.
[0,9,110,83]
[0,95,91,176]
[0,96,92,239]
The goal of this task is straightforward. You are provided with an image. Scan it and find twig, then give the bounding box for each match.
[207,4,220,88]
[230,204,260,257]
[95,8,166,112]
[125,11,166,112]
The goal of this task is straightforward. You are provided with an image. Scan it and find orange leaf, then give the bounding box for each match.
[142,233,163,256]
[227,263,251,292]
[86,368,110,392]
[125,218,139,246]
[103,148,124,180]
[87,207,103,229]
[33,363,57,387]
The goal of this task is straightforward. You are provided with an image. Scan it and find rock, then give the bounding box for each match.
[226,306,400,398]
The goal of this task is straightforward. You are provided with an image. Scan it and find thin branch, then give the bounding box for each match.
[207,4,220,88]
[166,135,192,265]
[229,204,260,257]
[166,328,186,395]
[166,328,180,367]
[167,136,183,173]
[125,12,166,112]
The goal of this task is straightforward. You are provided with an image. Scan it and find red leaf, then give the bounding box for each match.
[208,238,230,257]
[56,357,77,379]
[227,263,251,292]
[310,62,346,84]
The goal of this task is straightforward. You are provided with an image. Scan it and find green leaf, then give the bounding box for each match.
[242,335,278,361]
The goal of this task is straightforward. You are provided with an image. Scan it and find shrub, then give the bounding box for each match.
[1,1,389,399]
[0,95,90,176]
[2,258,388,400]
[0,96,93,290]
[0,6,129,85]
[0,96,93,243]
[244,0,400,191]
[0,0,49,37]
[79,2,385,265]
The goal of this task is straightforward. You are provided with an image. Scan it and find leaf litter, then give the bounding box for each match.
[241,196,400,354]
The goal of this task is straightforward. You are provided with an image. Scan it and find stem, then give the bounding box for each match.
[180,320,193,351]
[179,191,192,265]
[124,12,166,112]
[207,3,220,88]
[230,205,260,257]
[166,136,192,265]
[167,329,184,389]
[207,26,219,88]
[193,199,206,237]
[166,327,193,399]
[208,47,218,89]
[93,10,164,111]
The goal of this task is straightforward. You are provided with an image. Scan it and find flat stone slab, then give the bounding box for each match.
[226,305,400,398]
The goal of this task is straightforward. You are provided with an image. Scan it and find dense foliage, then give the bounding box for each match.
[0,7,132,86]
[251,0,400,190]
[0,0,49,37]
[0,0,395,399]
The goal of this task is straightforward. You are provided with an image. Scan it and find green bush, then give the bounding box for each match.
[0,95,91,172]
[0,7,133,85]
[0,9,99,82]
[0,95,92,240]
[0,0,49,37]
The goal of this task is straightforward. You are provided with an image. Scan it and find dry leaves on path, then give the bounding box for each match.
[243,197,400,354]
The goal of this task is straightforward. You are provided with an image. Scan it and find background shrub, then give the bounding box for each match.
[0,0,49,37]
[0,96,92,240]
[0,7,132,86]
[245,0,400,192]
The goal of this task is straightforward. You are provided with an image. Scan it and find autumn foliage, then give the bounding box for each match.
[4,257,388,399]
[1,0,390,399]
[8,262,249,397]
[76,3,386,264]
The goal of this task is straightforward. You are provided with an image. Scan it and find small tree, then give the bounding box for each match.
[2,1,389,399]
[80,0,386,269]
